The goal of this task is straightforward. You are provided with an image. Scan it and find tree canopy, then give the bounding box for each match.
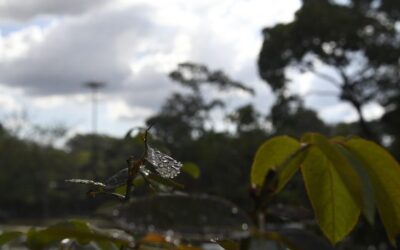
[258,0,400,139]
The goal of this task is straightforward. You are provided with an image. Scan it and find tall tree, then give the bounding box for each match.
[381,93,400,159]
[268,93,331,137]
[148,62,254,149]
[169,62,254,95]
[258,0,400,140]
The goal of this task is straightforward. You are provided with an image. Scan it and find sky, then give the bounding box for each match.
[0,0,384,140]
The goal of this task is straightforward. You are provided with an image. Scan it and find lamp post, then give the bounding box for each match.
[85,82,105,135]
[84,81,105,177]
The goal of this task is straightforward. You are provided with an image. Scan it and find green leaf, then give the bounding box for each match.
[133,176,146,186]
[301,133,362,207]
[302,146,360,244]
[0,231,23,246]
[114,185,127,196]
[251,136,300,187]
[343,138,400,244]
[182,162,201,179]
[335,144,375,225]
[275,146,308,193]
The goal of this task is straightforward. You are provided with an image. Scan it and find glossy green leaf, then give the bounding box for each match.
[302,146,360,244]
[275,146,308,193]
[335,144,375,225]
[0,231,23,246]
[114,185,127,196]
[301,133,362,207]
[251,136,300,187]
[182,162,201,179]
[343,138,400,243]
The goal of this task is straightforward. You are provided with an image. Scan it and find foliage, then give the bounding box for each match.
[268,94,330,137]
[170,62,254,95]
[2,130,400,249]
[251,133,400,245]
[1,2,400,248]
[258,0,400,139]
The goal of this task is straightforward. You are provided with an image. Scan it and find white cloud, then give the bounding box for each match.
[0,24,50,60]
[30,95,67,109]
[0,0,302,135]
[363,102,384,121]
[0,92,21,112]
[106,100,153,121]
[319,103,358,123]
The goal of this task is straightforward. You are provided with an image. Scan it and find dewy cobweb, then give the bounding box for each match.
[146,146,183,178]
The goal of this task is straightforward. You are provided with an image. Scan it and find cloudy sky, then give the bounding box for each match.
[0,0,383,139]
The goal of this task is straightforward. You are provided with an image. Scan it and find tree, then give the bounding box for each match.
[169,62,254,95]
[268,93,330,137]
[258,0,400,140]
[148,62,254,150]
[227,104,262,134]
[381,93,400,159]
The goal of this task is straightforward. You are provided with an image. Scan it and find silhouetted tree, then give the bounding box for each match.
[227,104,262,134]
[269,94,330,137]
[170,62,254,95]
[381,93,400,159]
[258,0,400,140]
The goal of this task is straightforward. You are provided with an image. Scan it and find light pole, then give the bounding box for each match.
[84,81,105,177]
[85,82,105,135]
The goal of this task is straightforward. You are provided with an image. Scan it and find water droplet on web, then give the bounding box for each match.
[146,146,183,178]
[231,207,238,215]
[61,238,71,245]
[241,223,249,230]
[139,165,150,176]
[165,230,175,242]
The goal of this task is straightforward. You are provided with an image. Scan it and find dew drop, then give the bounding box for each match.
[231,207,238,215]
[165,230,175,242]
[61,238,71,245]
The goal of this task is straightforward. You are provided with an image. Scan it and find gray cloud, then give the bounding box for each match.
[0,5,156,96]
[0,0,109,22]
[0,0,303,129]
[118,67,179,112]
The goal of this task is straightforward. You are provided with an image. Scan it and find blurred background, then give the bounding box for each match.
[0,0,399,248]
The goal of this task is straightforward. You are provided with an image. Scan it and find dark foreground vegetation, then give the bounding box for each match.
[1,0,400,249]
